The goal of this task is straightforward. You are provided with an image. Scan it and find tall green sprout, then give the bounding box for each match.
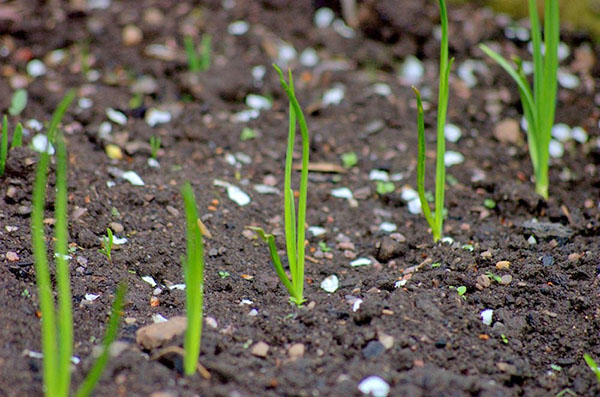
[184,34,211,72]
[250,65,309,306]
[1,115,8,176]
[31,91,125,396]
[180,182,205,376]
[31,93,75,397]
[479,0,559,199]
[412,0,453,242]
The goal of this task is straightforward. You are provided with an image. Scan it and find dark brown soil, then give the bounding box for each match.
[1,1,599,396]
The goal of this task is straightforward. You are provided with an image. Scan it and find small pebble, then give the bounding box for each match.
[251,342,270,358]
[288,343,305,359]
[362,341,385,359]
[378,333,394,349]
[5,251,19,261]
[476,274,491,290]
[109,222,124,234]
[106,108,127,125]
[568,253,581,262]
[495,260,510,270]
[499,275,512,285]
[122,25,143,46]
[481,309,493,326]
[228,20,249,36]
[358,376,390,397]
[542,255,554,266]
[27,59,46,77]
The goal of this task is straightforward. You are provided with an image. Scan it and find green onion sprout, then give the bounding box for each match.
[250,65,310,306]
[180,182,205,376]
[479,0,559,199]
[412,0,454,242]
[185,34,212,73]
[1,115,7,176]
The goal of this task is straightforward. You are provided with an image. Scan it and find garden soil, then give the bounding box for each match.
[1,1,599,396]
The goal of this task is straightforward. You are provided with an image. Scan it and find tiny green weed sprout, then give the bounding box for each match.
[412,0,454,243]
[9,88,27,116]
[180,181,205,376]
[12,122,23,148]
[584,354,600,384]
[456,285,467,299]
[341,151,358,168]
[479,0,559,199]
[76,282,126,397]
[1,115,7,176]
[149,135,161,159]
[99,228,114,262]
[184,34,212,72]
[250,65,310,307]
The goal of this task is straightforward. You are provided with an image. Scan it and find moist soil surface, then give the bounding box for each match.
[1,1,600,396]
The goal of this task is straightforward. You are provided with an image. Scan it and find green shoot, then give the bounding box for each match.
[185,34,212,72]
[99,228,114,262]
[479,0,559,199]
[412,0,454,242]
[75,283,127,397]
[456,285,467,299]
[180,182,205,376]
[47,90,76,143]
[250,65,310,307]
[30,91,73,396]
[11,123,23,148]
[1,115,7,176]
[9,88,27,116]
[584,354,600,384]
[341,152,358,168]
[149,135,161,159]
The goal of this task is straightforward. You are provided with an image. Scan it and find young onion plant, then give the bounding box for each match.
[31,91,126,397]
[250,65,309,306]
[479,0,559,199]
[180,182,205,376]
[412,0,453,243]
[1,116,24,177]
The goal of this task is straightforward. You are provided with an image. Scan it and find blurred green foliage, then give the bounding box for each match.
[451,0,600,40]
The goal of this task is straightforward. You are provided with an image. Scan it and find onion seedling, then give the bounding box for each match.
[584,354,600,384]
[1,115,7,176]
[412,0,453,242]
[99,228,114,262]
[149,135,161,159]
[479,0,559,199]
[11,122,23,149]
[184,34,212,72]
[250,65,310,306]
[31,91,126,397]
[180,182,205,376]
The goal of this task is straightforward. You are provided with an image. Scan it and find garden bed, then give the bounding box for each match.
[1,0,599,396]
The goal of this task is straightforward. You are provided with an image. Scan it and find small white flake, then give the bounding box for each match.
[571,127,588,143]
[323,85,345,106]
[444,123,462,142]
[142,276,157,287]
[372,83,391,96]
[228,20,249,35]
[122,171,145,186]
[557,70,580,89]
[369,169,389,182]
[106,108,127,125]
[27,59,47,77]
[481,309,493,326]
[231,109,260,123]
[379,222,397,233]
[26,119,43,132]
[551,123,571,142]
[401,187,418,202]
[407,199,421,215]
[300,48,319,67]
[399,56,424,85]
[277,43,297,68]
[350,257,372,267]
[395,280,407,288]
[557,42,570,62]
[332,19,355,39]
[168,284,186,290]
[246,94,272,110]
[331,187,353,199]
[441,236,454,244]
[358,376,390,397]
[78,98,93,109]
[444,151,464,167]
[147,158,160,168]
[549,140,564,158]
[352,298,363,312]
[145,108,171,127]
[84,293,100,302]
[254,184,280,195]
[248,308,258,316]
[527,235,537,245]
[98,121,112,139]
[314,8,335,28]
[308,226,327,237]
[205,317,218,329]
[31,134,55,155]
[240,299,253,305]
[251,65,266,81]
[152,314,168,323]
[320,275,339,293]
